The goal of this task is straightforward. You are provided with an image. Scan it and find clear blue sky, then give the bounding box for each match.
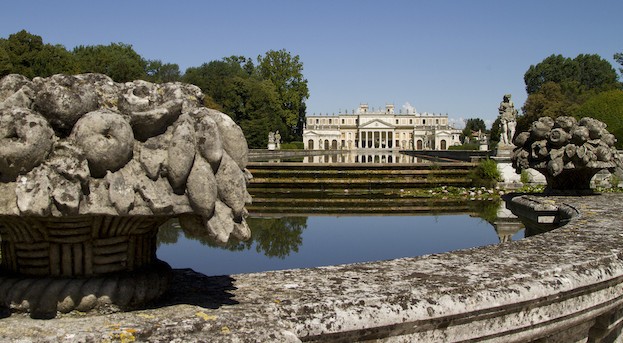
[2,0,621,128]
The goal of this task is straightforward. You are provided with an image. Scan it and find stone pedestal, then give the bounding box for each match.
[0,215,172,318]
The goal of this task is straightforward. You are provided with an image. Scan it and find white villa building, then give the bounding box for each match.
[303,104,462,151]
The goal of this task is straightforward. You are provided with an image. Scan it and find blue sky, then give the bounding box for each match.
[1,1,621,127]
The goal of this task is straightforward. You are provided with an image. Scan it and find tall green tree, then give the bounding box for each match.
[573,89,623,149]
[256,49,309,141]
[519,54,620,132]
[73,43,146,82]
[182,59,246,104]
[145,59,181,83]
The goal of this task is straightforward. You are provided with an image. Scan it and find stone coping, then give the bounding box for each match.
[2,194,623,342]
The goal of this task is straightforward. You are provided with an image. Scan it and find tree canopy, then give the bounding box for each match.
[518,53,621,134]
[461,118,486,142]
[73,43,146,82]
[573,89,623,149]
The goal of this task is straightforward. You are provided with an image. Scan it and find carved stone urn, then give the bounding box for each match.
[511,116,622,193]
[0,74,252,318]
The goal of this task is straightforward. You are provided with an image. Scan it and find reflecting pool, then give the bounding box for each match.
[157,210,525,276]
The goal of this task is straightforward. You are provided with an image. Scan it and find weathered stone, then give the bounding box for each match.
[166,115,196,194]
[194,114,223,171]
[215,152,249,219]
[186,156,217,218]
[0,73,252,318]
[70,109,134,178]
[203,108,249,169]
[33,74,99,134]
[511,116,623,192]
[206,200,235,245]
[232,217,252,241]
[0,107,55,182]
[130,100,183,141]
[15,166,52,216]
[105,170,134,215]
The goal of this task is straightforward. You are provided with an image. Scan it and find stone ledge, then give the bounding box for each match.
[2,194,623,342]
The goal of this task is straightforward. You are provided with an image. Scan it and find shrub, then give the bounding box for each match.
[469,158,501,188]
[448,142,480,151]
[280,141,304,149]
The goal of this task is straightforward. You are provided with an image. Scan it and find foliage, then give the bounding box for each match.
[573,89,623,149]
[280,141,304,149]
[469,158,501,188]
[615,52,623,78]
[73,43,146,82]
[519,54,620,134]
[182,52,307,147]
[183,217,307,259]
[145,59,181,83]
[520,169,531,184]
[448,142,479,150]
[256,49,309,140]
[0,30,78,78]
[524,54,619,95]
[489,117,501,149]
[461,118,486,143]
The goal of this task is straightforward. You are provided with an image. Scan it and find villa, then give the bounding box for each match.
[303,103,462,151]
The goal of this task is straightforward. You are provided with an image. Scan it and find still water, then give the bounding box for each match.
[157,213,524,276]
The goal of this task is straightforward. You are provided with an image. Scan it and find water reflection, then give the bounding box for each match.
[157,200,529,275]
[258,150,438,164]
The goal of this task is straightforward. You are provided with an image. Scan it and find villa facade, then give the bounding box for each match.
[303,104,462,150]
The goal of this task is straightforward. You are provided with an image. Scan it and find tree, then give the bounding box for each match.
[524,54,619,95]
[182,59,246,104]
[0,30,77,78]
[0,44,12,76]
[73,43,146,82]
[256,49,309,141]
[615,52,623,81]
[145,59,181,83]
[520,54,620,133]
[573,89,623,149]
[461,118,486,142]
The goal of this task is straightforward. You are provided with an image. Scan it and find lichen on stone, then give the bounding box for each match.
[0,73,252,245]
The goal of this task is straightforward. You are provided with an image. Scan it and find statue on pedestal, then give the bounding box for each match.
[274,130,281,150]
[498,94,518,146]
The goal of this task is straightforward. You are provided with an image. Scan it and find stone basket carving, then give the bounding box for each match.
[511,116,622,192]
[0,73,252,318]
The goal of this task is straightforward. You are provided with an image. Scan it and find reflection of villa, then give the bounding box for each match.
[303,103,462,150]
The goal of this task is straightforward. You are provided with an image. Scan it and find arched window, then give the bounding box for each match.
[308,139,314,150]
[440,139,447,150]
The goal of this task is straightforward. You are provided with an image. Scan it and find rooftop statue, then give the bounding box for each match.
[0,73,252,318]
[511,115,622,193]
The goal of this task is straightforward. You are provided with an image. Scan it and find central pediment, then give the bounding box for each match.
[359,119,395,129]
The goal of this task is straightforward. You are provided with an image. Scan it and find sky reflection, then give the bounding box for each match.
[157,214,524,276]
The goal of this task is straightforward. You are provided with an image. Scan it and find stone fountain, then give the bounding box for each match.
[511,116,622,193]
[0,73,252,318]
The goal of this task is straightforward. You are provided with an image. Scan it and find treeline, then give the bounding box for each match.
[0,30,308,148]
